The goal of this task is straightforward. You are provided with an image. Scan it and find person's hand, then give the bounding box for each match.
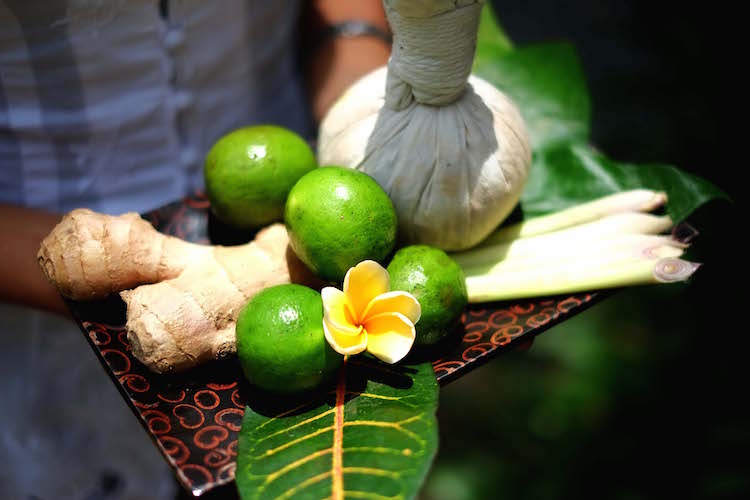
[307,36,391,122]
[0,204,69,317]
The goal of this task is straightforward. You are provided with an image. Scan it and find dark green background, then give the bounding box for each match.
[423,2,742,499]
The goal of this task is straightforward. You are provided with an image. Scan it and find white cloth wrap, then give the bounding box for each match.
[384,0,484,109]
[319,0,531,251]
[318,68,532,251]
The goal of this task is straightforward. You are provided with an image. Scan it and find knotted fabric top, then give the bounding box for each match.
[384,0,484,110]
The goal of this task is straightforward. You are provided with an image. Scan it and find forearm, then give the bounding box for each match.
[0,204,68,316]
[303,0,392,123]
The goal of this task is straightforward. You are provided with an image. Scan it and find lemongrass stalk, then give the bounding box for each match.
[454,232,683,272]
[457,213,674,269]
[461,237,686,277]
[483,189,668,245]
[466,258,700,303]
[546,213,674,239]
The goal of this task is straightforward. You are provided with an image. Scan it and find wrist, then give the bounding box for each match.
[313,20,392,49]
[304,19,392,66]
[307,36,390,122]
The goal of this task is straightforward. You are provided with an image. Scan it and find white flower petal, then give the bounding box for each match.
[321,286,360,335]
[343,260,390,321]
[362,290,421,325]
[363,312,416,364]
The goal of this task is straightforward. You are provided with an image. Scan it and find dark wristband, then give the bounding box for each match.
[313,20,393,47]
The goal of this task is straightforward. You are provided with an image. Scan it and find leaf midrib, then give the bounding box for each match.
[244,362,431,500]
[331,362,347,500]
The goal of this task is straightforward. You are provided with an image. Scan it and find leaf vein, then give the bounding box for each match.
[342,466,402,479]
[256,408,336,443]
[261,425,334,457]
[344,490,403,500]
[258,448,333,485]
[343,446,414,456]
[254,400,320,432]
[331,361,347,500]
[343,415,427,445]
[273,470,332,500]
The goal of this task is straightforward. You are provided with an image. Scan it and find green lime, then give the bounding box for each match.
[387,245,468,346]
[285,166,398,283]
[204,125,317,229]
[235,284,342,393]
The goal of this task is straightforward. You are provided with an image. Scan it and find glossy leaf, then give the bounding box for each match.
[473,5,726,222]
[474,1,514,64]
[475,42,591,149]
[236,360,438,500]
[521,142,729,222]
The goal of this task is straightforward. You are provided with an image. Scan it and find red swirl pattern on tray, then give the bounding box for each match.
[432,295,595,384]
[67,194,604,496]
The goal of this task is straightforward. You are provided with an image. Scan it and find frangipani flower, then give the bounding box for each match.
[322,260,421,364]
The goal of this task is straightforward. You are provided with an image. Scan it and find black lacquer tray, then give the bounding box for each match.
[66,193,605,496]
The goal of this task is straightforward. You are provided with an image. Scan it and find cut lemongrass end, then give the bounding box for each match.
[466,257,701,303]
[482,189,668,245]
[672,221,700,244]
[653,258,701,283]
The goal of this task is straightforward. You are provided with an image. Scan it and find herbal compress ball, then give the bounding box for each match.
[318,0,531,251]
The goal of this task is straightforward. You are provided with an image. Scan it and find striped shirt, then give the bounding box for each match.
[0,0,312,215]
[0,3,312,497]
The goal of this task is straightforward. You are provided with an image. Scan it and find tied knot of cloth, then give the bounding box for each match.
[384,0,484,110]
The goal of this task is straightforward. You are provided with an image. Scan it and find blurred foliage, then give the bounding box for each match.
[421,2,743,499]
[424,203,745,498]
[473,5,725,223]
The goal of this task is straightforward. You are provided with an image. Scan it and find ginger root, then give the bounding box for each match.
[38,209,312,374]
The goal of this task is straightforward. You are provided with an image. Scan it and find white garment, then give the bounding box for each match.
[0,303,179,499]
[0,0,311,215]
[0,1,310,498]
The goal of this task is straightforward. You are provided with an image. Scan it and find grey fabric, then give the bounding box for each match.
[0,1,310,497]
[5,0,96,212]
[0,304,177,499]
[0,0,310,215]
[0,76,24,205]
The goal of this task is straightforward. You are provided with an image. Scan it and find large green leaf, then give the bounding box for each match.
[474,1,514,63]
[236,360,438,500]
[475,42,591,149]
[473,5,726,222]
[521,142,729,222]
[474,4,588,149]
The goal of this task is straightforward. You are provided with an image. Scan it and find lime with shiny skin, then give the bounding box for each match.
[284,166,398,283]
[235,284,342,393]
[387,245,468,346]
[204,125,317,229]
